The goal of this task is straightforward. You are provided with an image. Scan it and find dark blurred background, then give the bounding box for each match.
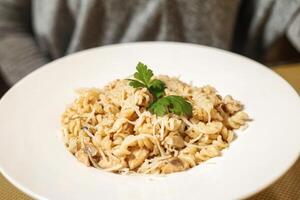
[0,0,299,97]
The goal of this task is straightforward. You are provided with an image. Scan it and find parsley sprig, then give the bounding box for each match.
[128,62,166,99]
[128,62,193,117]
[148,95,192,116]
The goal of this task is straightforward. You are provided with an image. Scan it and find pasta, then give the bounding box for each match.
[61,75,250,174]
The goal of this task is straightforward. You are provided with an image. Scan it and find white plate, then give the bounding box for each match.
[0,42,299,200]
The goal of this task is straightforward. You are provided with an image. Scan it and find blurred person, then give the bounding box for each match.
[0,0,299,90]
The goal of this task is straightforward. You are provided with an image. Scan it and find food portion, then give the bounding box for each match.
[61,62,250,174]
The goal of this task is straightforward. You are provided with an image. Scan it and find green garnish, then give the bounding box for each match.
[128,62,193,117]
[148,95,193,117]
[128,62,166,100]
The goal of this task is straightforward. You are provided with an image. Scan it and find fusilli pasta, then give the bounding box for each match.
[61,76,250,174]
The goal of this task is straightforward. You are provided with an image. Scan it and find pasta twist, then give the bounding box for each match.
[61,77,250,174]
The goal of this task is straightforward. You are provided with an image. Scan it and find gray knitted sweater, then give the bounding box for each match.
[0,0,299,84]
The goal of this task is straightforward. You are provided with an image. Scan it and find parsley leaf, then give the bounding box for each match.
[127,79,146,88]
[134,62,153,87]
[149,79,166,99]
[148,95,193,117]
[128,62,165,100]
